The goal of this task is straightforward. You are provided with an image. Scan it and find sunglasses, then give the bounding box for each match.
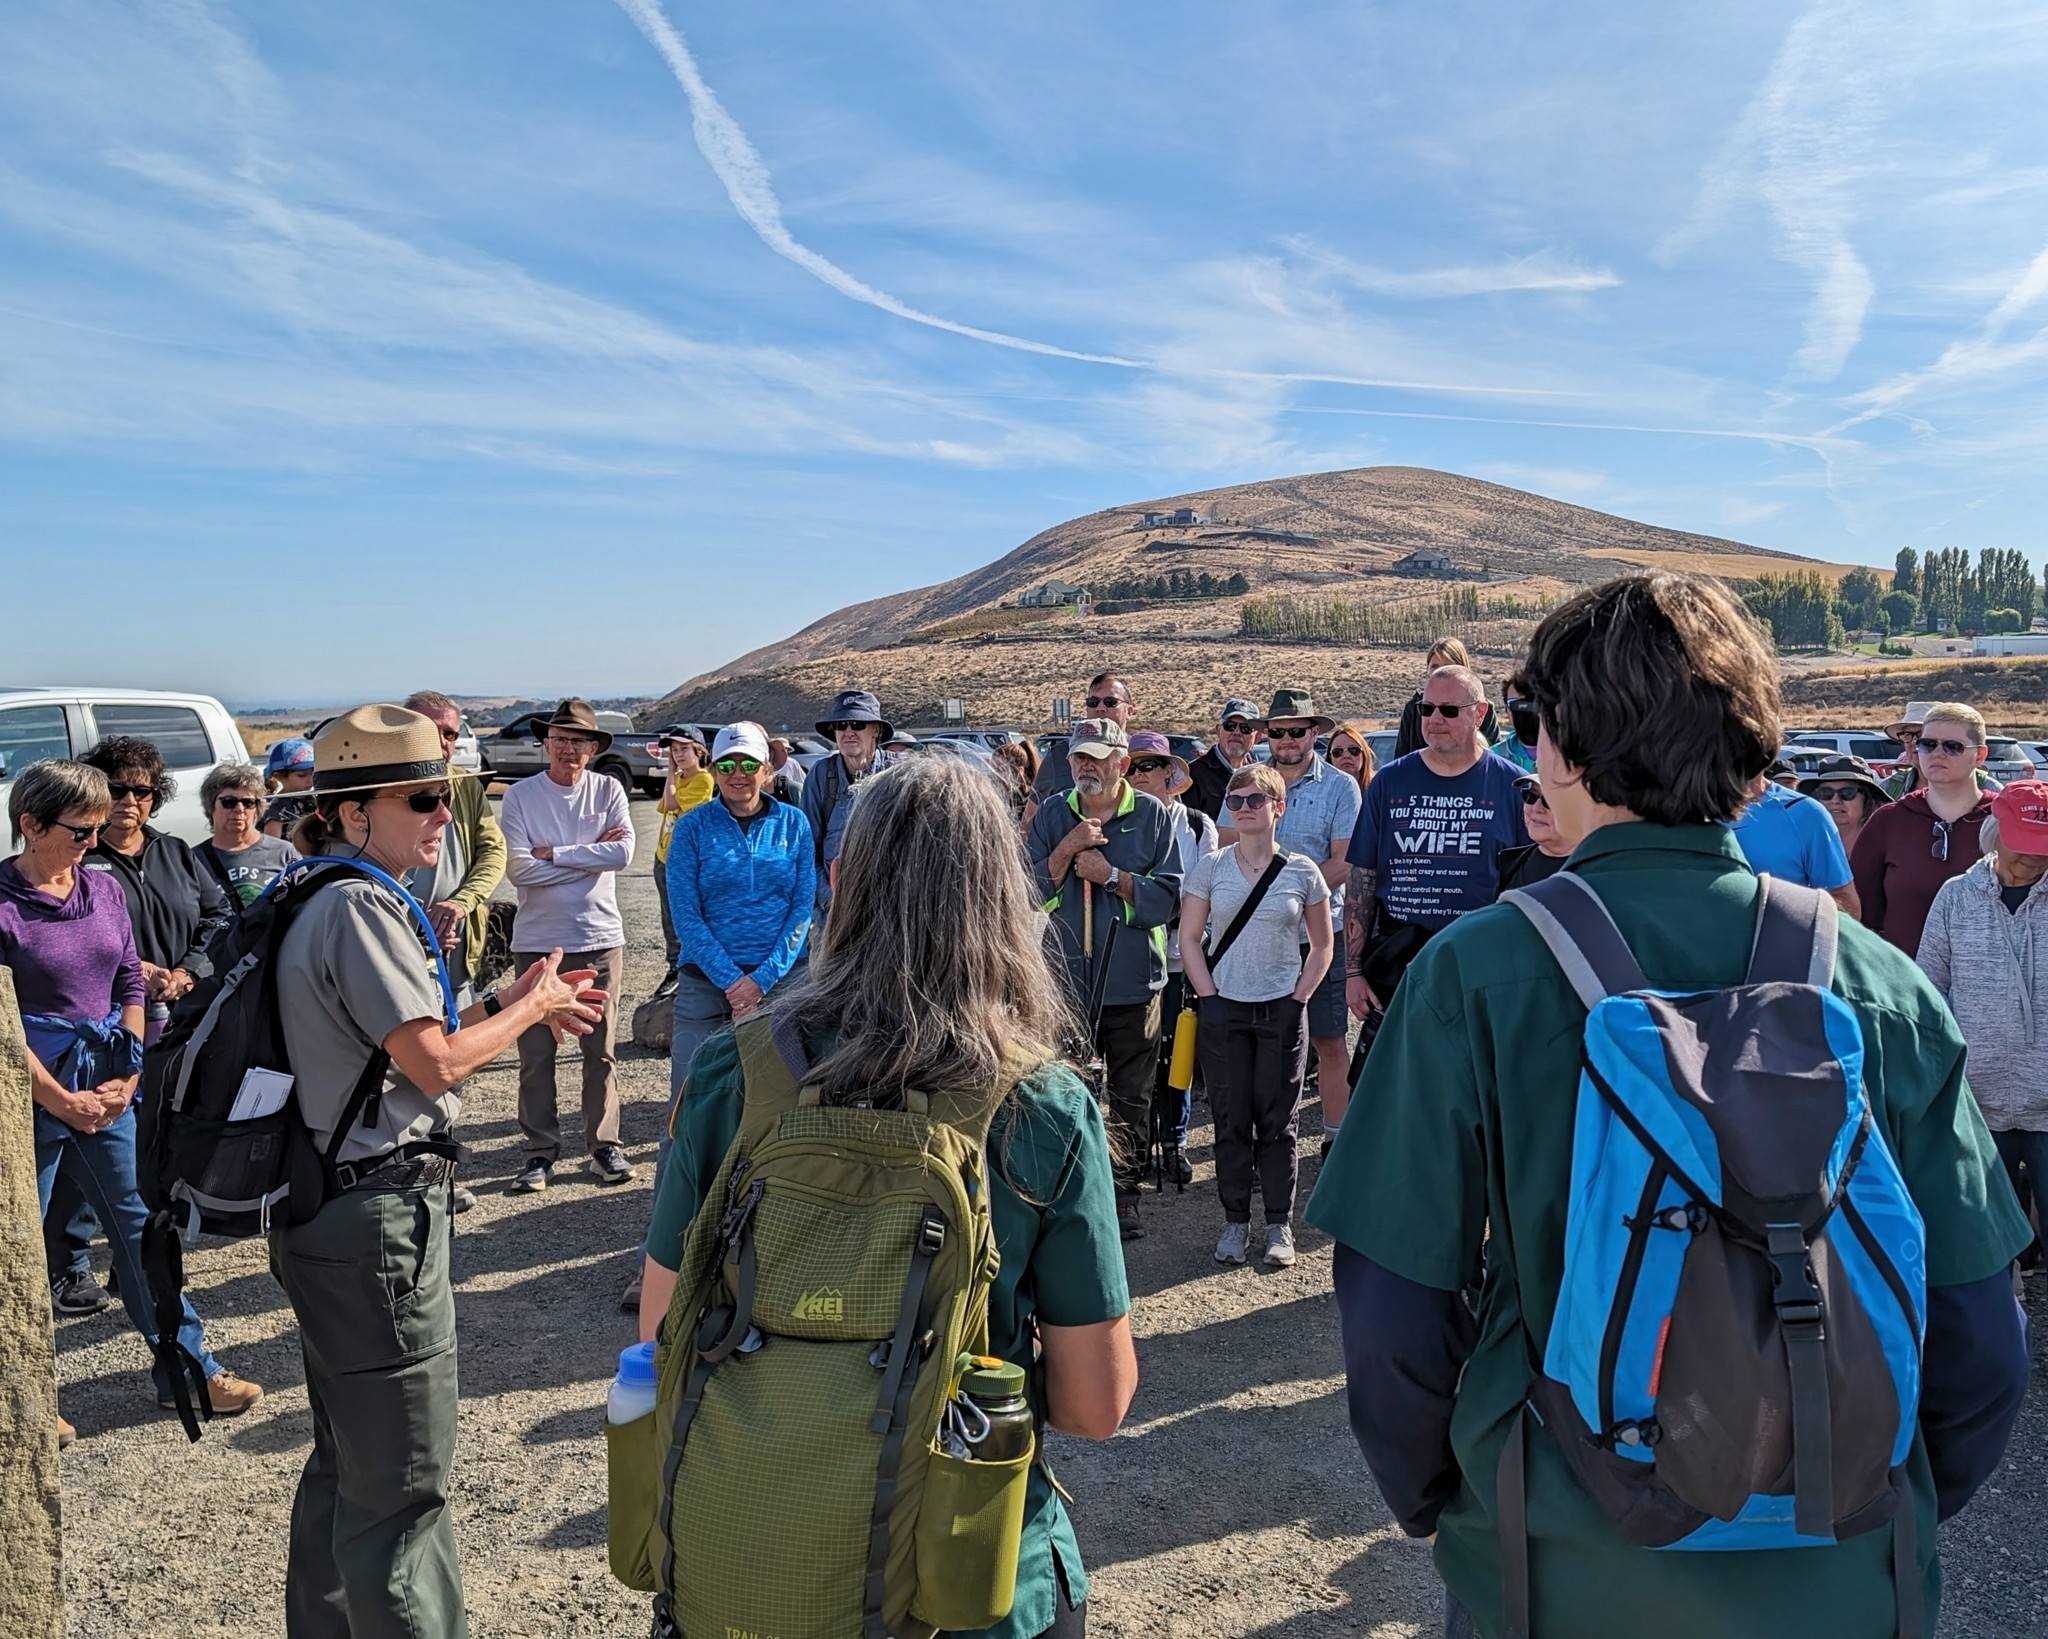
[1809,784,1865,802]
[1922,738,1975,757]
[1519,787,1548,807]
[394,787,451,814]
[50,819,105,842]
[1129,757,1171,774]
[1507,698,1541,744]
[1083,695,1125,709]
[106,781,158,802]
[1220,718,1256,734]
[1223,791,1273,812]
[1932,819,1953,862]
[215,795,263,811]
[1417,702,1473,719]
[714,757,764,775]
[822,721,874,735]
[1329,743,1363,759]
[1268,724,1314,740]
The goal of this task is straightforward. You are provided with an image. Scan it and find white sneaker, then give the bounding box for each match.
[1215,1223,1250,1265]
[1262,1223,1297,1267]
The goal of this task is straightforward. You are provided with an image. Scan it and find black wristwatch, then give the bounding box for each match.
[482,991,504,1018]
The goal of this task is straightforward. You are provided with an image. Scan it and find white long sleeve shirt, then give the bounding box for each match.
[499,770,634,953]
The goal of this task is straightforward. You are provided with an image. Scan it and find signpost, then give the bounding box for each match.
[1052,696,1072,725]
[942,698,965,724]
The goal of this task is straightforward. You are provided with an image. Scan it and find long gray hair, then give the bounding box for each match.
[785,753,1078,1103]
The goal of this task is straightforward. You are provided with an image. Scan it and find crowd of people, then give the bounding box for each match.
[4,572,2043,1639]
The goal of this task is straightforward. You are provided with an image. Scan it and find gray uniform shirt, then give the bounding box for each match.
[278,874,455,1165]
[1184,848,1330,1003]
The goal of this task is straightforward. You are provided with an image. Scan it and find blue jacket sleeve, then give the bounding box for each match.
[1920,1269,2030,1520]
[1333,1243,1478,1537]
[749,809,816,995]
[666,814,743,990]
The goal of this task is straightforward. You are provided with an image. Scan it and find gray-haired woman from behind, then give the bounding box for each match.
[637,754,1138,1639]
[195,762,299,909]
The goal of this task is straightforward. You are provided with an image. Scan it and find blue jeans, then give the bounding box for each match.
[35,1106,221,1396]
[656,969,737,1196]
[1992,1127,2048,1242]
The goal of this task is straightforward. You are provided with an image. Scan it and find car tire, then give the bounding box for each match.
[597,760,635,797]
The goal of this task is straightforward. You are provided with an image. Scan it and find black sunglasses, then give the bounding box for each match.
[1223,791,1272,811]
[822,721,875,735]
[1268,724,1314,739]
[1220,718,1256,734]
[1922,738,1974,757]
[1808,784,1866,802]
[106,781,158,802]
[1417,702,1473,719]
[1519,787,1548,807]
[1083,694,1125,709]
[1129,757,1171,774]
[50,819,105,842]
[1507,698,1541,744]
[215,795,263,811]
[394,787,451,814]
[1328,742,1363,759]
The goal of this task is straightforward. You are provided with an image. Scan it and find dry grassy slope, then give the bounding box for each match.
[648,465,1841,731]
[1784,657,2048,735]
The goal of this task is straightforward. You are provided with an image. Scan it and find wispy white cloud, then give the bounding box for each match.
[1299,244,1620,299]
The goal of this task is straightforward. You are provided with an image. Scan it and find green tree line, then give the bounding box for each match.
[1238,585,1558,646]
[1887,547,2040,635]
[1098,567,1249,601]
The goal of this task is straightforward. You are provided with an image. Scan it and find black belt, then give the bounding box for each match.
[335,1143,460,1194]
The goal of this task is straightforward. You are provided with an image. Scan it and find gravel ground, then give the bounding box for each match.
[54,796,2048,1637]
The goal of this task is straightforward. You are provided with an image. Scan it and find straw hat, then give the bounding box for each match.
[312,705,450,795]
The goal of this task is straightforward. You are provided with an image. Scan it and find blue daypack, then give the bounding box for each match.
[1498,872,1928,1639]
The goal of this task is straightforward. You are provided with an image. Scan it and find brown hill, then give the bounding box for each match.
[647,466,1848,732]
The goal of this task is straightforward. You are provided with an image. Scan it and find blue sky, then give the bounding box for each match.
[6,1,2048,702]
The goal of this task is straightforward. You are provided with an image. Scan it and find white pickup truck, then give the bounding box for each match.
[0,687,250,844]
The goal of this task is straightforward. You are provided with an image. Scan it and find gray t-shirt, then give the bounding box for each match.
[199,834,300,908]
[1183,848,1330,1003]
[278,874,454,1165]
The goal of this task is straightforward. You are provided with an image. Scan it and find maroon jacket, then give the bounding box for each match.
[1848,788,1991,958]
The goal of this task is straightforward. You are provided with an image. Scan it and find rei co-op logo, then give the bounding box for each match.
[791,1288,845,1322]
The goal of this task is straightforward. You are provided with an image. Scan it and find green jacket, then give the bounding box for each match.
[444,772,506,983]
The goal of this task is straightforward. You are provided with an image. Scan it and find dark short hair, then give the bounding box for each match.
[1087,671,1133,705]
[82,735,176,804]
[1511,573,1779,826]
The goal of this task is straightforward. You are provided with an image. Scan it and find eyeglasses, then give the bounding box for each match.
[1417,702,1473,719]
[1922,738,1975,757]
[1519,788,1548,807]
[396,788,451,815]
[1268,724,1314,739]
[1220,718,1256,734]
[1129,757,1170,774]
[546,735,598,752]
[215,795,263,811]
[1809,784,1865,802]
[714,757,764,775]
[1083,694,1125,709]
[106,781,158,802]
[50,819,104,842]
[1328,743,1363,760]
[1223,791,1273,812]
[822,721,874,736]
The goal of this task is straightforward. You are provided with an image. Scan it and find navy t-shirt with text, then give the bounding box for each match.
[1348,751,1529,930]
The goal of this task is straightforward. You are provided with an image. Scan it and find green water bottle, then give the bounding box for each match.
[961,1358,1033,1462]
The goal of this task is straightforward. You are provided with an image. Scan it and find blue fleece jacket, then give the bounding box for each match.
[665,795,815,993]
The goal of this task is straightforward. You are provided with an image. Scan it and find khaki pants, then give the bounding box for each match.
[514,945,623,1163]
[271,1184,465,1639]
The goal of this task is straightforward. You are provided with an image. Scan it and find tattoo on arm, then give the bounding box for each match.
[1345,871,1375,974]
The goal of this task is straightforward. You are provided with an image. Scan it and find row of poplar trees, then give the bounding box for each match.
[1889,547,2040,635]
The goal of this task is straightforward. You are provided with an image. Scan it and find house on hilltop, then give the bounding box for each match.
[1139,507,1211,528]
[1017,578,1088,607]
[1391,549,1460,576]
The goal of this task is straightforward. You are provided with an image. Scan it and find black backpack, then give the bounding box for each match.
[138,856,454,1437]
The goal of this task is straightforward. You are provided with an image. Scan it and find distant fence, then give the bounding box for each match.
[1237,584,1561,645]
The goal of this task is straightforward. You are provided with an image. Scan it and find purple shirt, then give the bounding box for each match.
[0,858,145,1020]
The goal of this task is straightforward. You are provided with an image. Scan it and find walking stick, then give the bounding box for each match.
[1082,876,1094,960]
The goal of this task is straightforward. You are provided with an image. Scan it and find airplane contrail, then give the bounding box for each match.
[612,0,1147,368]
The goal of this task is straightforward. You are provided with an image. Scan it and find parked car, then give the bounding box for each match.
[0,687,250,844]
[1787,729,1907,775]
[449,715,482,775]
[480,709,656,795]
[1363,729,1398,769]
[1983,736,2033,785]
[922,728,1030,753]
[2020,742,2048,771]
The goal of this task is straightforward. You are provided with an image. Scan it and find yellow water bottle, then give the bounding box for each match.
[1167,1002,1199,1091]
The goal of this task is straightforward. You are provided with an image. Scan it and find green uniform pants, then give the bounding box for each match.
[271,1183,466,1639]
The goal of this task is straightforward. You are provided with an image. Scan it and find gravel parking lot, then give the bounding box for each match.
[53,796,2048,1637]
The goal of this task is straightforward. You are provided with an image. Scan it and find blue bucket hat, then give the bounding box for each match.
[265,737,315,776]
[816,690,894,741]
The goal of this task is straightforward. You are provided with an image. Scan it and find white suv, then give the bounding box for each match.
[0,688,250,845]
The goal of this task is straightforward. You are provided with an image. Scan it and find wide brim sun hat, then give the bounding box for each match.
[312,705,450,795]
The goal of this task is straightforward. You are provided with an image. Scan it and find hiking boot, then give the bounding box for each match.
[620,1272,644,1314]
[588,1144,635,1186]
[1172,1147,1194,1187]
[57,1414,76,1450]
[51,1271,111,1317]
[161,1370,264,1416]
[1262,1224,1298,1268]
[1116,1201,1144,1242]
[1214,1223,1250,1265]
[451,1184,477,1213]
[511,1158,551,1194]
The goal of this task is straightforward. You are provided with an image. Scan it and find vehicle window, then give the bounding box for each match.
[1986,738,2021,758]
[0,704,72,777]
[1851,739,1903,760]
[88,703,214,768]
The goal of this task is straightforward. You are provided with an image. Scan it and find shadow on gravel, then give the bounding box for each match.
[537,1504,608,1549]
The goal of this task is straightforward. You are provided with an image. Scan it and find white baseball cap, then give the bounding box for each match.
[711,722,772,763]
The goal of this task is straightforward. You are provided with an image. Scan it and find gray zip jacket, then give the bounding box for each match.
[1916,856,2048,1130]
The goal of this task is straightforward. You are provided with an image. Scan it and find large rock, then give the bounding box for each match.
[0,968,62,1638]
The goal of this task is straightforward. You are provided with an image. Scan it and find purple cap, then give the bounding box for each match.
[1126,730,1172,758]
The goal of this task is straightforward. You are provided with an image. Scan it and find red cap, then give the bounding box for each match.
[1990,780,2048,854]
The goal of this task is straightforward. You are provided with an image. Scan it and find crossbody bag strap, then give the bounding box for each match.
[1204,851,1291,971]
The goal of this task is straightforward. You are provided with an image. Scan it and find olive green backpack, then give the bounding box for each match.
[614,1009,1036,1639]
